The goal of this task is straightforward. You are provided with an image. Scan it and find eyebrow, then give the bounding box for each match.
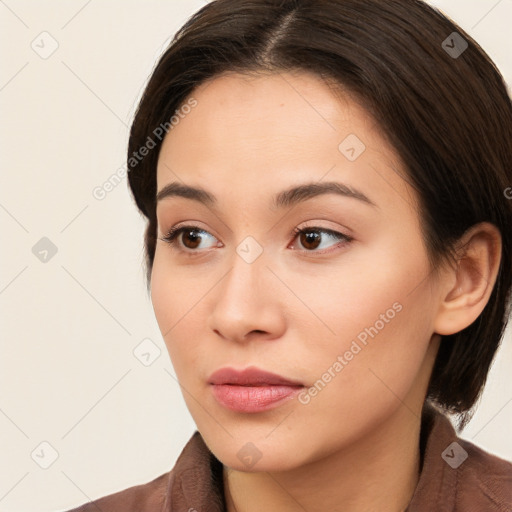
[156,181,377,209]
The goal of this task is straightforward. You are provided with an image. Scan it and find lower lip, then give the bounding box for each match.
[210,384,303,413]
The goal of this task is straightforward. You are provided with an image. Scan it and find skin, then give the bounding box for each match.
[150,71,501,512]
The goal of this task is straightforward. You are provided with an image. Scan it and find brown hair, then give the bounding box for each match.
[126,0,512,426]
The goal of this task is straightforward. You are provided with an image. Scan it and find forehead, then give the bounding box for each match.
[160,70,376,158]
[156,71,417,214]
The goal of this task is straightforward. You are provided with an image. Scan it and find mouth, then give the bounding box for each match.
[208,366,305,413]
[208,366,304,386]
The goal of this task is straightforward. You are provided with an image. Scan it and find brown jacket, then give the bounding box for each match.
[64,405,512,512]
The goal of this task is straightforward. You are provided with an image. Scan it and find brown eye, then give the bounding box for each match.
[293,227,352,252]
[160,226,218,251]
[299,230,322,250]
[181,229,203,249]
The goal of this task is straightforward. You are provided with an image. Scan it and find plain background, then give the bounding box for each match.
[0,1,511,511]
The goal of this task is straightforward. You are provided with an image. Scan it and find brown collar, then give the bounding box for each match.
[162,403,510,512]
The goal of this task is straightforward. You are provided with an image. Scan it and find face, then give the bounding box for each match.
[151,71,443,472]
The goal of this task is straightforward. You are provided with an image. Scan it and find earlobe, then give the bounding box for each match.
[434,222,502,336]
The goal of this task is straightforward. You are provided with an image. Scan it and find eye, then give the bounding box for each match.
[290,226,353,253]
[159,225,219,251]
[159,224,353,255]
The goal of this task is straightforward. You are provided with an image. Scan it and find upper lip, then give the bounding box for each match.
[208,366,304,386]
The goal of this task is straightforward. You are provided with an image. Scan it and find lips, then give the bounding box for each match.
[208,366,304,413]
[208,366,303,386]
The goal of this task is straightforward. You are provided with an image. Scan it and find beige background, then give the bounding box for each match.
[0,1,511,511]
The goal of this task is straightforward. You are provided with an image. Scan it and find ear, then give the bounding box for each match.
[434,222,502,336]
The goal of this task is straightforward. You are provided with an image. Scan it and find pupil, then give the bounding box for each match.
[184,230,201,248]
[302,231,320,250]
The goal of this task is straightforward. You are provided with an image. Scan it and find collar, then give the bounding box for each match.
[162,404,467,512]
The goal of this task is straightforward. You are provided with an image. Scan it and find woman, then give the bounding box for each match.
[67,0,512,510]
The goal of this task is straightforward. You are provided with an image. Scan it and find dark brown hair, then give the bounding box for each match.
[127,0,512,426]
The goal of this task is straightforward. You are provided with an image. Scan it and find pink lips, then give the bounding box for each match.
[208,366,304,413]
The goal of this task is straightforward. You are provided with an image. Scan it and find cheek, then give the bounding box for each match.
[150,255,206,375]
[296,236,433,375]
[293,232,432,351]
[294,238,436,419]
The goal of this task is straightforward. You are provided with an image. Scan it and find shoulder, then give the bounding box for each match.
[411,404,512,511]
[62,471,172,512]
[456,436,512,510]
[59,431,224,512]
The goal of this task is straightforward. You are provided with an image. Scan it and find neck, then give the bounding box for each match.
[223,404,423,512]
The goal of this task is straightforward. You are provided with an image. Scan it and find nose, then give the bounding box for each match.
[208,251,287,344]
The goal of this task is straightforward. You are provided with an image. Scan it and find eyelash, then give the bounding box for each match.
[159,224,353,256]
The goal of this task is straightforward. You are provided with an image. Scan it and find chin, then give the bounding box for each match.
[219,448,302,473]
[199,426,310,473]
